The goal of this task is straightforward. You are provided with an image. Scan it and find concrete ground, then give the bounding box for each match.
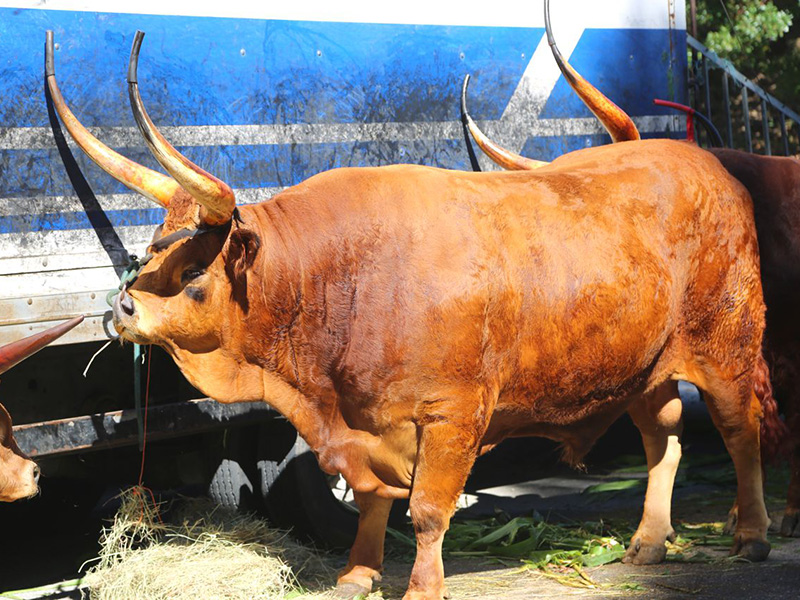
[324,416,800,600]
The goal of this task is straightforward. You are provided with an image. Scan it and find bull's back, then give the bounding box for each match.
[275,139,757,416]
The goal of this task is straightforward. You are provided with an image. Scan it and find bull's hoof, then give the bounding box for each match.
[780,513,800,537]
[402,588,448,600]
[334,582,371,599]
[730,537,771,562]
[622,536,667,565]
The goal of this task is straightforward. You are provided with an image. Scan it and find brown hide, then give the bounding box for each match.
[710,148,800,535]
[118,139,754,474]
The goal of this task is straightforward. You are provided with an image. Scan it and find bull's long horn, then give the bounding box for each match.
[0,316,84,375]
[127,31,235,227]
[460,75,548,171]
[544,0,639,143]
[46,31,184,208]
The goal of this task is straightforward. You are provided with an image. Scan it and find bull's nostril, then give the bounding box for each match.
[32,465,40,483]
[120,290,135,316]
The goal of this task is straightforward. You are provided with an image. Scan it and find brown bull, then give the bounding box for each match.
[49,30,772,599]
[462,0,800,539]
[0,317,83,500]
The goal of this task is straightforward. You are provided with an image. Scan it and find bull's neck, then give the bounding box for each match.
[224,200,355,447]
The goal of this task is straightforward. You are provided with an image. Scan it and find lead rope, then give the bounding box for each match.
[103,253,160,523]
[133,347,163,526]
[138,347,152,486]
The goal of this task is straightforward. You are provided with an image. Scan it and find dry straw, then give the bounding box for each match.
[82,486,338,600]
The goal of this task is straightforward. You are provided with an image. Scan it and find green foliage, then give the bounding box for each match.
[440,514,629,587]
[697,1,792,57]
[695,1,800,107]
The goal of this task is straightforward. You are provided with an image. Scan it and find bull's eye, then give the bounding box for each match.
[181,267,205,285]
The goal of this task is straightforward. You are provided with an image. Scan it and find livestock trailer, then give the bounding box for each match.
[0,0,687,560]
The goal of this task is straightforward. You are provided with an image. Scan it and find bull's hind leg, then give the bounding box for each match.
[335,492,394,598]
[624,380,683,564]
[695,373,770,561]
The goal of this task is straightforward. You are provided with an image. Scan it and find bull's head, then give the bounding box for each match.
[0,316,83,500]
[47,32,261,383]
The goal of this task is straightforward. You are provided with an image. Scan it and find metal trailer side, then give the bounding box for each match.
[0,0,687,542]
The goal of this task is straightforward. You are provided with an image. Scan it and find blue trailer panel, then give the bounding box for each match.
[0,0,686,345]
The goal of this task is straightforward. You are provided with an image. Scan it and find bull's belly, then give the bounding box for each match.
[480,361,659,461]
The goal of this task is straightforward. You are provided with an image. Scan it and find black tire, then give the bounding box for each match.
[256,420,359,549]
[207,426,262,512]
[212,418,410,549]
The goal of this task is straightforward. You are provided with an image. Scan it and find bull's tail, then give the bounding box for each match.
[755,353,790,463]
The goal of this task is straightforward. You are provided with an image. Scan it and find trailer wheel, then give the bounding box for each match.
[256,420,359,549]
[207,426,261,512]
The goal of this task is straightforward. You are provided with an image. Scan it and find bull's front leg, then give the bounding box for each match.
[404,419,483,600]
[335,491,394,598]
[624,380,683,564]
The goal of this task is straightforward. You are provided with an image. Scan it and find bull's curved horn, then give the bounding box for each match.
[460,75,549,171]
[0,316,84,375]
[46,31,183,208]
[544,0,639,143]
[127,31,235,227]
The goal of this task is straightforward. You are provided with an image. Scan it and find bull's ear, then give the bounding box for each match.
[226,228,261,281]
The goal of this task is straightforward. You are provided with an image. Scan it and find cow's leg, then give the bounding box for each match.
[782,438,800,536]
[778,363,800,536]
[404,420,483,600]
[698,376,770,561]
[624,380,683,564]
[335,492,394,598]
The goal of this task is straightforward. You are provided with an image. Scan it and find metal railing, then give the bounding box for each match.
[687,34,800,155]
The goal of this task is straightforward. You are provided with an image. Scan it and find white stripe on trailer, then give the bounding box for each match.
[0,187,279,218]
[1,115,678,151]
[0,1,685,29]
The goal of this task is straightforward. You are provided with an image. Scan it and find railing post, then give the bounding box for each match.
[703,57,712,122]
[780,113,789,156]
[721,72,733,148]
[761,98,772,155]
[742,86,752,153]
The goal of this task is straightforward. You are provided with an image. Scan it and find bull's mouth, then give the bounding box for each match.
[0,472,40,503]
[112,319,151,346]
[0,488,39,503]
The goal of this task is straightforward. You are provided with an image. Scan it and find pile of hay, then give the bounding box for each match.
[82,487,336,600]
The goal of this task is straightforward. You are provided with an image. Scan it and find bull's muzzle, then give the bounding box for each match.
[111,287,136,335]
